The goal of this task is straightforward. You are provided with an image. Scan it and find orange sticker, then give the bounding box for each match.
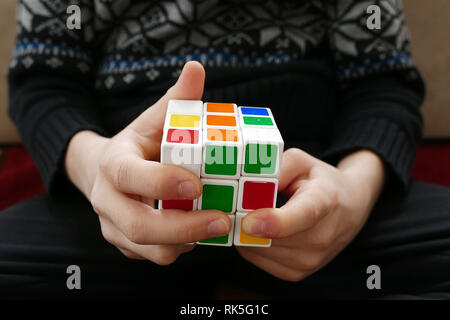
[207,129,239,142]
[206,103,235,113]
[206,115,237,127]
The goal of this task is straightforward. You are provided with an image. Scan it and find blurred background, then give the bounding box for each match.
[0,0,449,210]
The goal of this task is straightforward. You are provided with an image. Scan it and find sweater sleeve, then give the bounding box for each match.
[321,0,425,192]
[8,0,107,194]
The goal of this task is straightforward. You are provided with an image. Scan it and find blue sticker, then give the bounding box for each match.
[240,107,270,116]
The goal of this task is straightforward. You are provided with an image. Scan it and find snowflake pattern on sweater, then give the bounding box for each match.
[10,0,419,91]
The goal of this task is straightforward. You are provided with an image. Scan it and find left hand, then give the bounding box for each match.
[236,148,386,281]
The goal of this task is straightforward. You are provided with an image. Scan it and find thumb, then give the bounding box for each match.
[130,61,205,135]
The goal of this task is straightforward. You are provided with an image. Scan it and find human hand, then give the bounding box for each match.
[65,62,231,265]
[236,148,385,281]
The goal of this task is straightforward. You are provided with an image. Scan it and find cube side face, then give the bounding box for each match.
[168,100,203,115]
[237,177,278,212]
[233,212,271,247]
[241,127,284,178]
[198,215,235,246]
[198,179,238,214]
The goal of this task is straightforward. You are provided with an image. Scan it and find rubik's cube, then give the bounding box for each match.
[159,100,284,247]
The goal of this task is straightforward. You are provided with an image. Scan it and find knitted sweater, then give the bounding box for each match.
[8,0,424,194]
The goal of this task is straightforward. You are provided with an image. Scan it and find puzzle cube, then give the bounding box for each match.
[160,100,283,247]
[233,212,271,247]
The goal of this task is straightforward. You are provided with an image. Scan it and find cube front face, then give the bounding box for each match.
[161,100,284,247]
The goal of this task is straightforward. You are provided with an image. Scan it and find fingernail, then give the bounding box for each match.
[207,219,228,236]
[178,181,198,198]
[243,217,266,235]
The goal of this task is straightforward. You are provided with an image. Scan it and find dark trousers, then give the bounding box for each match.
[1,181,450,299]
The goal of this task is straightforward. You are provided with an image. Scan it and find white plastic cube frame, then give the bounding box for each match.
[203,102,237,115]
[241,127,284,178]
[198,178,239,214]
[160,126,203,176]
[234,212,271,247]
[238,107,278,129]
[237,176,279,213]
[167,99,203,115]
[201,128,243,180]
[197,214,235,247]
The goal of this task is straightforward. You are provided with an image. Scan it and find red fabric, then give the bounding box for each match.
[0,145,449,211]
[411,144,450,188]
[0,146,45,210]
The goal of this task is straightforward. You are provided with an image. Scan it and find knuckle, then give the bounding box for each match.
[285,270,305,282]
[113,158,130,190]
[152,247,179,266]
[90,191,103,216]
[123,218,145,244]
[300,254,324,271]
[310,231,335,250]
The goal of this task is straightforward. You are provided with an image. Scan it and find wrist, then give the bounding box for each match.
[337,149,386,207]
[65,130,109,199]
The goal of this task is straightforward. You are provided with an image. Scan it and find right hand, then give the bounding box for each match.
[64,62,232,265]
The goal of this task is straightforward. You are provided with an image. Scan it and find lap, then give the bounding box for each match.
[1,181,449,299]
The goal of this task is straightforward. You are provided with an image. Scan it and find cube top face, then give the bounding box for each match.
[204,114,237,128]
[206,128,239,143]
[168,114,202,128]
[166,129,200,145]
[198,179,238,213]
[237,177,278,212]
[204,102,237,114]
[167,100,203,115]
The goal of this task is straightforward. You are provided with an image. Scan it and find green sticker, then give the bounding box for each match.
[243,116,274,126]
[199,234,229,245]
[244,143,277,174]
[202,184,234,212]
[205,145,237,176]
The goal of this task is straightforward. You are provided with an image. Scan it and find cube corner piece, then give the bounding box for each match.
[233,212,271,247]
[197,214,235,247]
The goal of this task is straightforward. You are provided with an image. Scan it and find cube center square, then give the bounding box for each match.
[204,145,238,176]
[205,115,237,127]
[205,102,236,114]
[166,129,199,144]
[169,114,201,128]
